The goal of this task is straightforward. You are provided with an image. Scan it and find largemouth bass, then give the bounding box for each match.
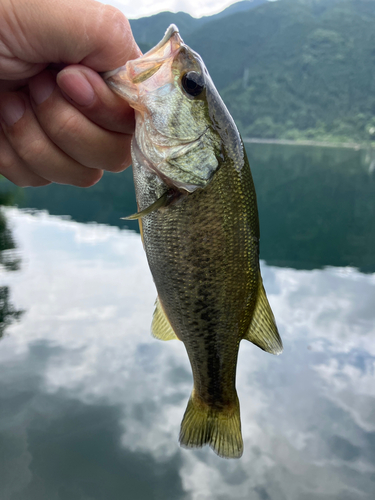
[104,25,282,459]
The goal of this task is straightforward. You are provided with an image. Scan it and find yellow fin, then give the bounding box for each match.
[179,393,243,459]
[151,297,179,341]
[138,217,144,246]
[244,276,283,355]
[121,191,169,220]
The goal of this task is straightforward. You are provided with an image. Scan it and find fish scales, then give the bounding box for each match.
[134,144,259,406]
[104,24,282,459]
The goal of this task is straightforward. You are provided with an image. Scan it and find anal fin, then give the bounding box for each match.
[243,276,283,355]
[151,297,179,341]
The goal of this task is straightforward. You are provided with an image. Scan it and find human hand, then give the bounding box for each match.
[0,0,141,187]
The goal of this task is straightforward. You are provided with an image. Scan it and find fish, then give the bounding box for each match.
[104,24,282,459]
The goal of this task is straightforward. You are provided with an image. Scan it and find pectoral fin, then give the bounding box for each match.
[244,277,283,355]
[121,191,170,220]
[151,297,179,341]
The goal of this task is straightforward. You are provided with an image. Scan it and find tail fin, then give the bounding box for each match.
[179,393,243,459]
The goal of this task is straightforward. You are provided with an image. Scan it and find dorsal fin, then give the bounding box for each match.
[243,276,283,355]
[151,297,179,341]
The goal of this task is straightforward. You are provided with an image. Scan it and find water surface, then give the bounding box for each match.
[0,144,374,499]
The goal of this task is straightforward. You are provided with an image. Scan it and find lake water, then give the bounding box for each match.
[0,144,374,500]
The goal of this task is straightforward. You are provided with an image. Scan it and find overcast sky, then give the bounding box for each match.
[101,0,248,19]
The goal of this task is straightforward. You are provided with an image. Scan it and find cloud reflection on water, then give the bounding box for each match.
[0,208,374,500]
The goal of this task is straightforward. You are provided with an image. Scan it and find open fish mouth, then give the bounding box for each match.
[103,24,218,191]
[103,25,183,105]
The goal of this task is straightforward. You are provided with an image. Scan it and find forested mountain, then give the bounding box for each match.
[129,1,266,47]
[129,0,375,142]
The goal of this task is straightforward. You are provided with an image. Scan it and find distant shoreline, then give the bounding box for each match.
[242,137,368,150]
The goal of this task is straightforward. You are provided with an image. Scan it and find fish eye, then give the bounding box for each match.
[181,71,205,97]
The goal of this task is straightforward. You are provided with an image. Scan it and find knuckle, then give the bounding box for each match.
[17,137,48,165]
[108,161,127,174]
[103,5,130,33]
[97,5,136,65]
[51,110,83,140]
[0,153,50,188]
[74,168,103,188]
[0,150,16,174]
[105,140,132,172]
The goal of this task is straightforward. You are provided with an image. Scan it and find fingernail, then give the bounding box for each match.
[58,70,95,107]
[0,96,25,126]
[30,72,56,105]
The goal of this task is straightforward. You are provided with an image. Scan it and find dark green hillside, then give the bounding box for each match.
[185,1,317,90]
[131,0,375,143]
[206,0,267,19]
[183,0,375,142]
[130,12,202,46]
[129,0,266,46]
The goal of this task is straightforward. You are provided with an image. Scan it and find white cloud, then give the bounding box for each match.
[101,0,247,20]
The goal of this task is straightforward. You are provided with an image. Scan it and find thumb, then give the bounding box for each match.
[0,0,140,73]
